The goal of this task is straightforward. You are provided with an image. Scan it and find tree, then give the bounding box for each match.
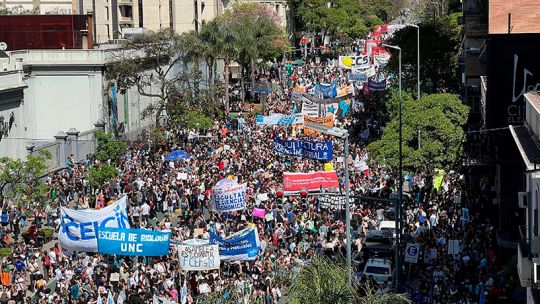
[93,131,128,165]
[221,3,287,103]
[367,92,469,175]
[289,256,410,304]
[106,29,192,127]
[385,13,462,94]
[0,150,52,211]
[87,163,119,188]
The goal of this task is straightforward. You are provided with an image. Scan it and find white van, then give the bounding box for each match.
[362,258,393,284]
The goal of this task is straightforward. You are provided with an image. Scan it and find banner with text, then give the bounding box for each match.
[339,55,370,69]
[59,196,130,253]
[283,171,339,194]
[304,114,334,135]
[274,137,333,161]
[317,195,356,210]
[209,227,260,261]
[211,179,247,212]
[256,114,304,126]
[178,243,220,271]
[97,227,171,256]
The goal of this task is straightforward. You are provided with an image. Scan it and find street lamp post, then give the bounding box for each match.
[406,24,420,100]
[383,43,402,291]
[304,123,351,286]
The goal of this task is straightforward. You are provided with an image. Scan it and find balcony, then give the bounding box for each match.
[118,16,134,25]
[118,0,133,4]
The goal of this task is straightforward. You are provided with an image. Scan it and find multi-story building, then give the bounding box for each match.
[2,0,289,44]
[511,92,540,303]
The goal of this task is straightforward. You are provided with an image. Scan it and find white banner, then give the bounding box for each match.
[59,196,130,253]
[338,55,370,69]
[178,243,220,271]
[211,179,247,212]
[301,98,319,116]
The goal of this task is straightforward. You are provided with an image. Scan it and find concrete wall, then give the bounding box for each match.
[26,72,102,139]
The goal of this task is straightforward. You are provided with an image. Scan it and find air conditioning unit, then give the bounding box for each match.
[519,192,529,208]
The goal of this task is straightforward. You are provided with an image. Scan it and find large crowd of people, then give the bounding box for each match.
[0,57,525,304]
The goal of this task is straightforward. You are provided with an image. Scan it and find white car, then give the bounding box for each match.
[362,258,393,284]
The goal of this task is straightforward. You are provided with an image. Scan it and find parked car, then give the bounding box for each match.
[362,258,393,284]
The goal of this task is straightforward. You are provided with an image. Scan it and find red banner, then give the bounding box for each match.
[283,171,339,193]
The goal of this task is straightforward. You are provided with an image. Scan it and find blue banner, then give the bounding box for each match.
[348,73,368,82]
[97,227,171,256]
[274,137,333,161]
[209,227,260,261]
[368,78,387,91]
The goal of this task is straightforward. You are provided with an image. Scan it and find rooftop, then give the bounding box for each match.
[489,0,540,34]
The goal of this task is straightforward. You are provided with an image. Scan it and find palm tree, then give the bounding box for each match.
[288,256,411,304]
[198,20,221,88]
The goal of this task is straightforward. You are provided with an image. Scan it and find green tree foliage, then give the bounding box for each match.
[219,3,288,103]
[367,92,469,174]
[289,0,396,41]
[106,29,200,127]
[288,256,410,304]
[93,131,128,165]
[0,150,52,210]
[386,13,462,94]
[87,163,119,188]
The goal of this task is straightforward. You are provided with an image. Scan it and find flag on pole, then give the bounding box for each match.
[107,291,115,304]
[180,280,188,304]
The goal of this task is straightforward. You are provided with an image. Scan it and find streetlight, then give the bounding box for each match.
[383,43,402,291]
[405,24,420,100]
[304,123,352,286]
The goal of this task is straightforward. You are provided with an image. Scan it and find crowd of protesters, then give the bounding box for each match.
[0,57,525,304]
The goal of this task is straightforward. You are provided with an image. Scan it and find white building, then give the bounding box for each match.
[510,91,540,303]
[0,48,158,161]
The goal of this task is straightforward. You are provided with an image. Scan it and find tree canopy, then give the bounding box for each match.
[0,150,52,210]
[367,92,469,174]
[289,0,396,40]
[385,13,462,94]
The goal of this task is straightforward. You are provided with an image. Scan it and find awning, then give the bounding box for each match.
[509,125,540,171]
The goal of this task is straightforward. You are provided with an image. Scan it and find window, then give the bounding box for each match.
[105,6,109,20]
[105,24,110,38]
[138,0,143,27]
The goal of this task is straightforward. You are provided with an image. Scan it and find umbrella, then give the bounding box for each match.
[165,150,190,161]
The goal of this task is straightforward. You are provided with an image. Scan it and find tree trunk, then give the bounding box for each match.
[251,57,256,104]
[207,58,214,89]
[224,59,230,113]
[240,66,246,104]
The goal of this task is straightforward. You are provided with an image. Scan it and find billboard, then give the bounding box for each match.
[486,34,540,127]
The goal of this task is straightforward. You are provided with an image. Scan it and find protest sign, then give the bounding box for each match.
[304,115,334,135]
[283,171,339,194]
[97,227,171,256]
[256,114,304,126]
[253,208,266,219]
[211,179,247,212]
[177,173,188,180]
[274,137,333,161]
[256,193,269,201]
[209,227,260,261]
[324,163,334,171]
[194,228,205,238]
[301,98,319,116]
[367,78,387,91]
[178,243,220,271]
[338,55,370,69]
[317,195,355,210]
[59,196,130,253]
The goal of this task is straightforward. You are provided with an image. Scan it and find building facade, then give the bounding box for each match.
[0,48,159,161]
[2,0,289,44]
